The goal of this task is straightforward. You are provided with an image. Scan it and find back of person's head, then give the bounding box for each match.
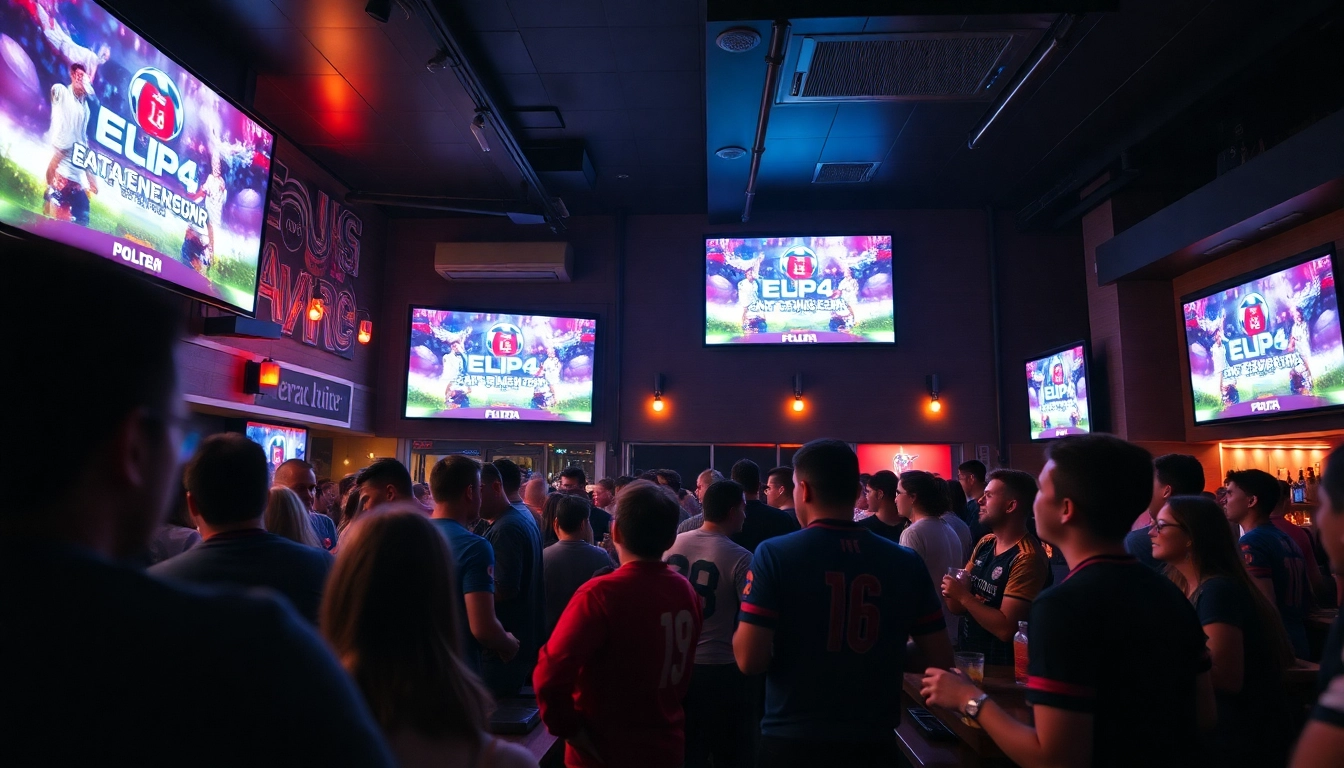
[429,455,481,503]
[1162,495,1295,671]
[1044,434,1153,540]
[959,460,988,486]
[356,458,414,500]
[597,478,616,494]
[859,472,872,487]
[731,459,763,493]
[340,492,361,533]
[767,466,794,492]
[338,474,360,499]
[986,469,1038,512]
[166,469,193,529]
[560,466,587,486]
[554,494,593,535]
[898,470,948,515]
[655,469,683,492]
[868,470,898,501]
[480,462,502,491]
[274,458,314,488]
[491,458,522,495]
[793,439,861,511]
[703,480,745,524]
[13,239,183,549]
[945,478,968,508]
[541,492,564,542]
[185,433,270,526]
[638,470,661,483]
[614,475,636,491]
[264,487,320,547]
[1225,468,1280,515]
[1154,454,1205,495]
[613,480,681,558]
[321,506,491,739]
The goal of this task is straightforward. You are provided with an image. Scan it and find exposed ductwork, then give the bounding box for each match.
[741,19,790,223]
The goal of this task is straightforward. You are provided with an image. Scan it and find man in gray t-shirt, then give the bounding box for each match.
[897,471,963,645]
[664,480,753,768]
[542,495,615,638]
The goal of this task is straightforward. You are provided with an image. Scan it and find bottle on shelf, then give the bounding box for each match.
[1014,621,1029,685]
[1292,470,1306,504]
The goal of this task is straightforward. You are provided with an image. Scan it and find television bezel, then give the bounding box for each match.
[1178,243,1340,427]
[702,232,897,348]
[1025,339,1094,442]
[402,304,601,425]
[0,0,277,317]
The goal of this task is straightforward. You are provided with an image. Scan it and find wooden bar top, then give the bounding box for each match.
[900,665,1030,765]
[500,724,560,763]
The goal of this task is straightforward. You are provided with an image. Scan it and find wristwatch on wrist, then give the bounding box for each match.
[964,693,990,721]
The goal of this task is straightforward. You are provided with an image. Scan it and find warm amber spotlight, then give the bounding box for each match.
[929,396,942,413]
[357,319,373,344]
[652,394,665,412]
[793,396,805,412]
[307,298,325,322]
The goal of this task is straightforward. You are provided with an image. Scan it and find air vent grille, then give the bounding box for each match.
[803,36,1012,98]
[441,271,562,281]
[812,162,879,184]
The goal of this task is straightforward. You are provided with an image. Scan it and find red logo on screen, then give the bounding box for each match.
[778,245,817,280]
[128,67,184,142]
[1238,293,1268,336]
[487,322,523,357]
[1052,363,1064,385]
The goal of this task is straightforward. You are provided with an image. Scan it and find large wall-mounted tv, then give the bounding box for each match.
[406,307,597,423]
[245,421,307,473]
[705,235,894,345]
[1182,245,1341,425]
[1026,342,1092,440]
[855,444,953,477]
[0,0,275,315]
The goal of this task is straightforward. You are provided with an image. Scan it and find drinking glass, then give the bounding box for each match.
[954,651,985,686]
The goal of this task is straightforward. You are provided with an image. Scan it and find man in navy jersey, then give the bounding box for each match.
[922,434,1214,768]
[735,439,953,768]
[1224,468,1311,658]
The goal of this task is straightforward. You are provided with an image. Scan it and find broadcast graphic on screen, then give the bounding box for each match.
[0,0,275,313]
[705,235,894,344]
[245,422,307,472]
[1026,344,1091,440]
[856,444,953,477]
[407,308,597,423]
[1183,249,1341,424]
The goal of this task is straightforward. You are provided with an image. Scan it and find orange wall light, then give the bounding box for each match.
[307,298,325,322]
[651,374,667,414]
[259,360,281,386]
[357,319,373,345]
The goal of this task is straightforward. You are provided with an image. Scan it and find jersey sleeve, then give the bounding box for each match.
[460,538,496,595]
[533,581,609,738]
[1239,535,1272,579]
[739,543,781,629]
[1025,594,1097,712]
[908,557,947,637]
[1003,543,1049,603]
[1195,577,1247,630]
[732,548,752,598]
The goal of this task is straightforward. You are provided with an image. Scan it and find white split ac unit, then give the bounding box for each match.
[433,241,573,282]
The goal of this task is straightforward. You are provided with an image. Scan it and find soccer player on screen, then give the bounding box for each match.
[32,2,111,84]
[441,340,469,409]
[183,154,228,276]
[43,63,97,225]
[1287,305,1315,395]
[737,268,761,333]
[830,266,859,332]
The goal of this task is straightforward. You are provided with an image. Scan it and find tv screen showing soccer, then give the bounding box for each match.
[705,235,895,344]
[0,0,275,314]
[245,421,307,473]
[1182,249,1341,424]
[406,308,597,423]
[1026,344,1092,440]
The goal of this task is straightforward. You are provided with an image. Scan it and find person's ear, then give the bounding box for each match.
[113,408,154,490]
[611,518,623,546]
[1058,497,1077,527]
[185,491,203,523]
[1162,484,1174,501]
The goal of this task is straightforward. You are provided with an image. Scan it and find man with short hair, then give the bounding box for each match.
[429,456,519,671]
[1124,454,1206,570]
[614,475,636,492]
[3,238,394,766]
[730,459,799,553]
[535,481,702,768]
[1225,468,1310,658]
[957,460,988,532]
[666,480,752,768]
[274,458,338,550]
[314,479,339,516]
[152,435,334,625]
[764,467,796,520]
[858,470,905,543]
[896,470,963,645]
[735,440,953,767]
[677,469,726,534]
[355,458,414,513]
[558,467,588,495]
[593,478,616,512]
[482,459,546,697]
[943,469,1049,666]
[543,495,615,637]
[922,434,1215,768]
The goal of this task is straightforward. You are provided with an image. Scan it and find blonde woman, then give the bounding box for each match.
[265,487,321,548]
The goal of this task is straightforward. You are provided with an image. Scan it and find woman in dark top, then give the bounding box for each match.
[1151,495,1297,767]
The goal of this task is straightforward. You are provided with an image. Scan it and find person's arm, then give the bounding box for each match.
[465,591,519,661]
[734,545,780,675]
[1242,541,1281,611]
[1202,623,1245,694]
[956,591,1032,643]
[1292,668,1344,768]
[1251,576,1277,607]
[734,623,774,675]
[533,584,608,756]
[908,563,953,671]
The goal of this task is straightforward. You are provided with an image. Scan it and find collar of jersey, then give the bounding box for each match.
[806,518,858,530]
[1062,553,1136,582]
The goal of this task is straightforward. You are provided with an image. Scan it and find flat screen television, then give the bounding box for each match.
[245,421,307,472]
[855,444,953,477]
[705,235,894,345]
[406,307,597,423]
[1181,245,1341,424]
[1026,342,1092,440]
[0,0,275,314]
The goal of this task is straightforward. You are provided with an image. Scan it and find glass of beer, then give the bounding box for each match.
[954,652,985,686]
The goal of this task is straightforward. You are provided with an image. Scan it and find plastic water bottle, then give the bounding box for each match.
[1013,621,1029,684]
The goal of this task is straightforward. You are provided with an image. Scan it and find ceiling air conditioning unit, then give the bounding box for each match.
[434,242,573,282]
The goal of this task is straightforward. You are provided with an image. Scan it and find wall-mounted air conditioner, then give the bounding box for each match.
[434,242,573,282]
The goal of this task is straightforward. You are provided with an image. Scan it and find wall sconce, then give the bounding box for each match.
[792,373,805,412]
[307,298,325,322]
[652,373,665,412]
[243,358,281,394]
[357,319,373,345]
[927,374,941,413]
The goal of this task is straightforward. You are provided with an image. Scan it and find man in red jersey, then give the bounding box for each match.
[534,480,702,768]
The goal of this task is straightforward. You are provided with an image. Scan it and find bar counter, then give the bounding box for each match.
[898,665,1027,767]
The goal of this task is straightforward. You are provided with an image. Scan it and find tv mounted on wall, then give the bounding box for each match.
[1026,342,1093,440]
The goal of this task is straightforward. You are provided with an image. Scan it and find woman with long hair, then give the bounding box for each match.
[338,490,363,538]
[322,506,537,768]
[1150,494,1296,767]
[264,487,321,548]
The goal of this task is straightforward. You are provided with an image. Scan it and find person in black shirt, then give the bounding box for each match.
[924,434,1214,768]
[1,240,393,767]
[1124,453,1206,570]
[858,470,906,543]
[729,458,799,553]
[1152,495,1295,767]
[152,434,335,625]
[481,464,545,697]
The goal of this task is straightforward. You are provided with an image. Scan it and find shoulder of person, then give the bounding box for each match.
[489,738,542,768]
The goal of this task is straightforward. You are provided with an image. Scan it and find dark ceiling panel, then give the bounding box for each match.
[265,111,340,145]
[539,73,627,111]
[830,102,914,138]
[506,0,607,28]
[213,0,293,29]
[455,0,520,32]
[609,26,701,72]
[304,26,411,73]
[245,26,338,74]
[341,70,449,114]
[394,111,472,146]
[627,108,703,139]
[520,28,617,73]
[269,0,380,28]
[603,0,700,27]
[496,73,554,107]
[529,110,635,143]
[637,138,705,166]
[620,70,701,111]
[476,31,538,74]
[765,105,838,139]
[819,134,895,163]
[269,75,371,113]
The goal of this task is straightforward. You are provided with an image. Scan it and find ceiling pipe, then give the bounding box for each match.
[403,0,566,231]
[741,19,790,223]
[967,14,1079,151]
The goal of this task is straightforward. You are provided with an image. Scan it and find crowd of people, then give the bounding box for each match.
[6,239,1343,768]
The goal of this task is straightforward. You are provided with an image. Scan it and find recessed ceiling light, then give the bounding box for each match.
[716,146,748,160]
[716,28,761,53]
[616,173,630,179]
